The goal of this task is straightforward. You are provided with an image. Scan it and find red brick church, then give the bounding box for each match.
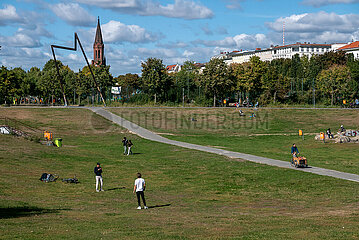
[92,17,106,66]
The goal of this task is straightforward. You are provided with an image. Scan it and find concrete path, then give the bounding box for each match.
[90,107,359,183]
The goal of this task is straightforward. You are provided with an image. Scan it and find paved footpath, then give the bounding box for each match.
[90,107,359,183]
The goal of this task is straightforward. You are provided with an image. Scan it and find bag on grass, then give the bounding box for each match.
[39,173,58,182]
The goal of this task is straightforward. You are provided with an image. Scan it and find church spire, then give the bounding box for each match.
[92,17,105,66]
[94,16,103,44]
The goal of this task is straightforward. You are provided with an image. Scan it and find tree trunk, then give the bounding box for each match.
[154,93,157,104]
[274,91,277,104]
[331,93,334,106]
[213,94,216,107]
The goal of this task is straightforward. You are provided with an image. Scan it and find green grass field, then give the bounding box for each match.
[1,108,359,239]
[111,108,359,174]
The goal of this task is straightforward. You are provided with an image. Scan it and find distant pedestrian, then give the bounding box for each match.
[133,173,148,209]
[122,137,128,155]
[127,140,133,155]
[94,163,104,192]
[291,144,299,158]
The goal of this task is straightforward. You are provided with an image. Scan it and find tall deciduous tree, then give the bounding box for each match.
[200,58,234,107]
[0,66,20,104]
[230,63,246,102]
[317,65,352,105]
[175,61,198,102]
[240,56,267,101]
[24,67,41,97]
[38,60,64,103]
[116,73,141,98]
[141,58,171,103]
[261,65,289,104]
[80,65,114,102]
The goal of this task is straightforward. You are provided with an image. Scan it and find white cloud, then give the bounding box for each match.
[0,4,23,26]
[96,20,159,43]
[225,0,244,9]
[131,48,179,59]
[68,53,82,61]
[0,47,50,70]
[50,3,96,27]
[0,32,42,48]
[301,0,359,7]
[156,41,189,49]
[194,33,271,50]
[75,0,213,19]
[266,12,359,43]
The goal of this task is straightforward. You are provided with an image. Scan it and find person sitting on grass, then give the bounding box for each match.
[326,128,334,139]
[291,144,299,158]
[340,125,346,133]
[133,172,148,210]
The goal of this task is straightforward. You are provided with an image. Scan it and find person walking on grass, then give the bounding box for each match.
[122,137,128,155]
[94,163,104,192]
[133,173,148,209]
[127,140,133,155]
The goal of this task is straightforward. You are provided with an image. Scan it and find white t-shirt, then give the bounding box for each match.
[134,178,145,192]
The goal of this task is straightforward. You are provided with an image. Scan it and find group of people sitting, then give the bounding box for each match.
[325,125,347,139]
[122,137,134,155]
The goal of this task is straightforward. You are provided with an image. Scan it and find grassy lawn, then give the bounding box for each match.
[110,108,359,174]
[1,108,359,239]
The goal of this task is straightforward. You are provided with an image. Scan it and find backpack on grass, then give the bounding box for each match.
[39,173,58,182]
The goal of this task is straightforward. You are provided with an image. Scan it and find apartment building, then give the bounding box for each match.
[225,42,333,65]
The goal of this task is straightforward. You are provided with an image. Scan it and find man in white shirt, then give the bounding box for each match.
[133,173,148,209]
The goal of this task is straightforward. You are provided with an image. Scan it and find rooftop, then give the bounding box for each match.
[338,41,359,50]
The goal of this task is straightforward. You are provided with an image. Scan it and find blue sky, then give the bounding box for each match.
[1,0,359,76]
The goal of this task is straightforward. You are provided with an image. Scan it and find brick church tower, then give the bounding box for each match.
[92,17,106,66]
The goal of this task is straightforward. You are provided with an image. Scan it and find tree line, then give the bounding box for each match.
[122,51,359,106]
[1,51,358,106]
[0,59,113,105]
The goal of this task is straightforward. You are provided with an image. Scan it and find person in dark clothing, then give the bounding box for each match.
[291,144,299,158]
[127,140,133,155]
[94,163,103,192]
[122,137,128,155]
[340,125,346,132]
[327,128,334,139]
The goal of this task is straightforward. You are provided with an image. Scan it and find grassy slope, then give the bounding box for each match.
[111,108,359,174]
[0,108,359,239]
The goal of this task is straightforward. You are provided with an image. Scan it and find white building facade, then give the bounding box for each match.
[226,42,332,64]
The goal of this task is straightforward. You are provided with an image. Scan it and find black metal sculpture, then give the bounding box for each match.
[51,33,106,107]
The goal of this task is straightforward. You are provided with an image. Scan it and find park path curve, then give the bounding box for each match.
[90,107,359,183]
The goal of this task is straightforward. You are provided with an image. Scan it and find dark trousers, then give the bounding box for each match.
[136,191,146,206]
